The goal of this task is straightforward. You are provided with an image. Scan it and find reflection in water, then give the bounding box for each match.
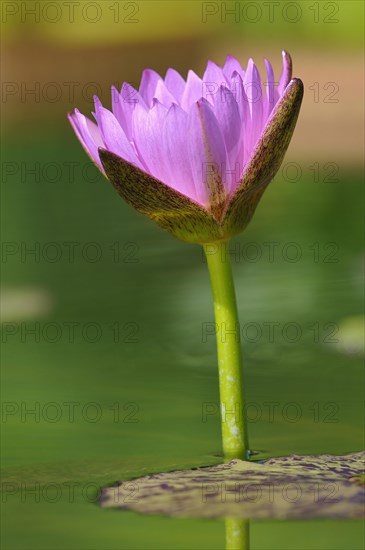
[225,519,250,550]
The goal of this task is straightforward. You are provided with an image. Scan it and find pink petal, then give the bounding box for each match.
[203,60,227,87]
[223,55,245,80]
[181,70,204,111]
[210,86,241,154]
[187,99,228,207]
[263,58,278,121]
[93,97,142,168]
[244,59,263,153]
[68,109,104,170]
[162,104,196,200]
[209,86,242,190]
[278,50,292,96]
[139,69,163,107]
[201,60,228,105]
[164,68,186,103]
[230,71,249,130]
[111,84,146,140]
[132,99,170,182]
[153,79,178,108]
[229,72,249,175]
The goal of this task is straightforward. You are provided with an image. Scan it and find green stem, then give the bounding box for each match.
[203,240,248,460]
[225,519,250,550]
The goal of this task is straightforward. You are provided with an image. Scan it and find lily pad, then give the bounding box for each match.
[100,452,364,519]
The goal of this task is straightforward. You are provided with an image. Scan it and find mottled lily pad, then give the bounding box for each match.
[100,452,364,519]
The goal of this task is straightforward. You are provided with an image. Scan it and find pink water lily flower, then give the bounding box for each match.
[69,51,303,243]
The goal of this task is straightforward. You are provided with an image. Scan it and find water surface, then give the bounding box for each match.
[2,131,364,549]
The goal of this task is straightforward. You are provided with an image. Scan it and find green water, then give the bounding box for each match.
[1,131,364,549]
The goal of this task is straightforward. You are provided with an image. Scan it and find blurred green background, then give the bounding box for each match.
[1,1,364,549]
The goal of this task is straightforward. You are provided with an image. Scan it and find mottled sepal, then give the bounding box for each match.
[99,148,225,244]
[222,78,304,238]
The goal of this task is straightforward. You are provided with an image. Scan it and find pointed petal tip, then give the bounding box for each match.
[68,108,82,124]
[231,69,243,80]
[277,52,294,95]
[206,59,222,70]
[93,95,102,109]
[187,68,200,79]
[264,57,274,72]
[196,96,210,109]
[141,67,163,81]
[67,111,78,130]
[164,66,184,79]
[282,50,292,62]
